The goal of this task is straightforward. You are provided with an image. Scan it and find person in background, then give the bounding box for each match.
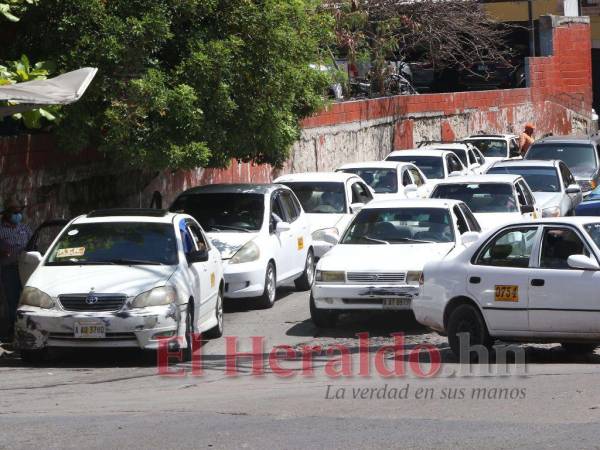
[0,196,32,338]
[519,123,535,156]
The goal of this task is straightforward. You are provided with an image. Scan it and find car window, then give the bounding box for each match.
[280,181,346,214]
[453,205,469,235]
[559,162,576,187]
[402,170,412,186]
[468,149,478,166]
[526,143,598,172]
[487,166,560,193]
[351,182,373,204]
[516,181,535,206]
[271,192,286,225]
[448,149,468,166]
[510,139,520,157]
[408,167,425,186]
[476,227,538,268]
[459,204,481,232]
[339,168,398,193]
[279,190,300,222]
[447,155,463,174]
[431,183,518,213]
[187,222,208,252]
[467,139,509,158]
[27,222,67,255]
[539,227,589,269]
[514,182,528,206]
[474,149,485,165]
[386,155,444,179]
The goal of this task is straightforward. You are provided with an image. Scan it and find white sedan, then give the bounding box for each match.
[385,149,469,181]
[274,172,374,259]
[414,217,600,358]
[429,174,540,230]
[310,199,482,327]
[15,209,224,362]
[335,161,429,199]
[170,184,314,308]
[427,142,488,175]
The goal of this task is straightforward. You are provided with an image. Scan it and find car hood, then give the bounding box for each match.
[306,213,351,233]
[317,242,455,272]
[473,212,523,231]
[27,265,177,298]
[208,232,259,259]
[533,191,562,209]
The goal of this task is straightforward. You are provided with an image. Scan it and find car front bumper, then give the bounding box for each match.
[14,303,184,350]
[312,283,418,311]
[222,259,266,298]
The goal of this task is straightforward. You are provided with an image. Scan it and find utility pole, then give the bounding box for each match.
[528,0,536,57]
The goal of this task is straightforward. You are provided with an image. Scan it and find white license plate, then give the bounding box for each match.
[74,321,106,339]
[382,298,411,310]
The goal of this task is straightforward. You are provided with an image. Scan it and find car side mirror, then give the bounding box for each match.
[567,254,600,270]
[275,221,292,233]
[566,184,582,194]
[404,184,418,197]
[187,249,209,264]
[461,231,480,246]
[350,202,365,214]
[520,204,535,214]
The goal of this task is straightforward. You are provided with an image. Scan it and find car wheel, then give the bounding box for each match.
[310,293,337,328]
[447,304,492,360]
[561,343,597,354]
[294,249,315,291]
[20,349,46,364]
[205,289,224,339]
[255,262,276,309]
[182,302,194,362]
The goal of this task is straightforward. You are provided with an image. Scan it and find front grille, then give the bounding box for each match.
[346,272,406,283]
[343,298,384,305]
[58,294,127,312]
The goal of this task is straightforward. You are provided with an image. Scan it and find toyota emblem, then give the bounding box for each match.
[85,292,99,305]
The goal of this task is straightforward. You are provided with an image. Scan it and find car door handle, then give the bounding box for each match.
[531,279,545,287]
[469,276,481,284]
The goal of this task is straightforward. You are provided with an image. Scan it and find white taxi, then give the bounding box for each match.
[310,199,482,327]
[170,184,314,309]
[335,161,429,199]
[15,209,224,362]
[274,172,374,259]
[414,217,600,358]
[429,174,540,230]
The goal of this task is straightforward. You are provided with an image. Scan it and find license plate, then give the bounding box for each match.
[74,321,106,338]
[494,285,519,302]
[382,298,411,310]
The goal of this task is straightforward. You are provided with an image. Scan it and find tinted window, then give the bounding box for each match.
[517,181,535,205]
[447,155,463,173]
[526,143,598,175]
[46,223,178,266]
[271,193,286,223]
[339,168,398,193]
[487,166,560,192]
[341,207,454,244]
[281,182,346,214]
[540,227,587,269]
[402,170,412,187]
[476,227,538,268]
[466,139,508,158]
[453,206,469,235]
[431,183,518,213]
[351,182,373,204]
[171,193,264,232]
[386,155,444,179]
[446,148,468,166]
[279,190,299,222]
[559,163,576,187]
[187,222,208,252]
[459,204,481,232]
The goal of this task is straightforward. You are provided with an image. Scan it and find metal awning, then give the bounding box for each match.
[0,67,98,118]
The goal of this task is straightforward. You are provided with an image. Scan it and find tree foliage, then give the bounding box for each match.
[8,0,333,169]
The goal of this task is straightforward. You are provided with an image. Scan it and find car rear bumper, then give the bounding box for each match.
[312,283,418,311]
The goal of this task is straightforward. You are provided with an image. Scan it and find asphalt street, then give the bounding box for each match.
[1,286,600,449]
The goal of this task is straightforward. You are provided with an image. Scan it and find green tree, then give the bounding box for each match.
[9,0,333,169]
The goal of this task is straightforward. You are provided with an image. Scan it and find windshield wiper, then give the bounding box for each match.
[391,237,437,244]
[104,258,163,265]
[362,236,389,245]
[207,224,252,233]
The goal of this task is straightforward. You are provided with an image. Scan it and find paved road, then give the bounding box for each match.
[1,287,600,449]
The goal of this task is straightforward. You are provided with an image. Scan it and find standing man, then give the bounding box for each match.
[519,123,535,156]
[0,196,32,338]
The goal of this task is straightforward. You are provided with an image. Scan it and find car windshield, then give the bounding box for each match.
[387,155,444,179]
[584,223,600,247]
[339,168,398,193]
[280,182,346,214]
[444,148,468,166]
[170,193,264,232]
[487,166,560,192]
[526,143,597,174]
[46,222,178,266]
[341,207,454,244]
[432,183,518,213]
[466,139,508,158]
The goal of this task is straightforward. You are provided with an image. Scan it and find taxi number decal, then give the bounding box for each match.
[210,273,216,288]
[297,237,304,250]
[494,285,519,302]
[56,247,86,258]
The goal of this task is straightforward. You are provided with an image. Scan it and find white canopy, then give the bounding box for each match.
[0,67,98,117]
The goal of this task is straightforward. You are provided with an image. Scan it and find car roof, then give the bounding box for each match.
[387,149,450,158]
[505,217,600,227]
[274,172,359,183]
[364,198,464,210]
[336,161,413,170]
[427,143,469,151]
[74,209,181,224]
[178,183,281,196]
[535,135,600,145]
[490,159,559,168]
[433,174,522,184]
[465,134,518,140]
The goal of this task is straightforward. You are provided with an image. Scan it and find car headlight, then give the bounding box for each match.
[315,270,345,283]
[579,180,597,192]
[406,271,422,285]
[131,286,177,308]
[312,227,340,244]
[542,206,561,217]
[230,240,260,264]
[19,287,55,309]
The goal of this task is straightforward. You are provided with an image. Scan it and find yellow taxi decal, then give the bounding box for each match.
[297,237,304,250]
[210,273,216,288]
[494,285,519,302]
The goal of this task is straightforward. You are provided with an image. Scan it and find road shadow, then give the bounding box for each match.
[224,286,298,313]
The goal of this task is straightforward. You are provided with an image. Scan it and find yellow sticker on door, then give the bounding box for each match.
[210,273,216,288]
[494,285,519,302]
[297,237,304,250]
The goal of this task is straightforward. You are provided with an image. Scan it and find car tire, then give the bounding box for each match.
[310,293,337,328]
[20,349,46,364]
[204,288,224,339]
[447,303,492,360]
[561,343,597,354]
[182,302,194,362]
[255,262,276,309]
[294,249,315,291]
